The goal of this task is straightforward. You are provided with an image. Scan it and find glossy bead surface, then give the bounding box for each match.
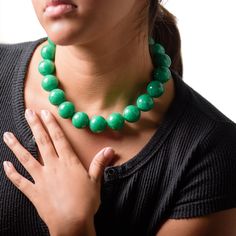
[49,89,66,105]
[38,60,55,76]
[123,105,141,123]
[154,53,171,67]
[148,37,155,45]
[89,115,107,133]
[41,44,55,60]
[72,112,89,128]
[136,94,154,111]
[107,113,125,130]
[147,80,164,98]
[41,75,58,91]
[58,101,75,119]
[48,38,55,47]
[153,66,171,83]
[150,43,165,55]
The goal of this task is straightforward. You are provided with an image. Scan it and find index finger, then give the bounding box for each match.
[40,110,76,159]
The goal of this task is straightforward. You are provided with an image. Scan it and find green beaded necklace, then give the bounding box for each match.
[38,37,172,133]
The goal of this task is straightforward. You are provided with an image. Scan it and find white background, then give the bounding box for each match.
[0,0,235,122]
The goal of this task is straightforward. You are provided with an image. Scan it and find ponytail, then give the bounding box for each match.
[149,1,183,77]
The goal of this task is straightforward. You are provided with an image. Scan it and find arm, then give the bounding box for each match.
[49,217,96,236]
[156,208,236,236]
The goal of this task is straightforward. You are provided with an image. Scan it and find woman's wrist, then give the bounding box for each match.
[49,217,96,236]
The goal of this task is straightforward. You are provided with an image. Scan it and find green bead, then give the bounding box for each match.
[72,112,89,128]
[58,101,75,119]
[41,44,55,60]
[147,80,164,98]
[150,43,165,55]
[123,105,141,123]
[148,37,155,45]
[136,94,154,111]
[107,113,125,130]
[48,38,56,47]
[154,53,171,67]
[49,89,66,105]
[41,75,59,91]
[38,60,55,76]
[153,67,171,83]
[89,115,107,133]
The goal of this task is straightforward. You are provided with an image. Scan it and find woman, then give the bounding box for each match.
[0,0,236,235]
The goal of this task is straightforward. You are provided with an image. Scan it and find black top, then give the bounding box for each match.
[0,38,236,236]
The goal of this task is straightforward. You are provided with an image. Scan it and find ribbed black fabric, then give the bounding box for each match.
[0,38,236,236]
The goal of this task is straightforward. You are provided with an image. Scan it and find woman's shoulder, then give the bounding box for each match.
[0,37,47,62]
[168,73,236,162]
[0,37,47,84]
[173,73,236,138]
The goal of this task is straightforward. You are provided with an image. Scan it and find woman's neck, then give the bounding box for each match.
[53,32,154,116]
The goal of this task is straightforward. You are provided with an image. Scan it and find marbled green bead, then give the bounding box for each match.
[48,38,56,47]
[41,75,59,91]
[123,105,141,123]
[147,80,164,98]
[136,94,154,111]
[72,112,89,128]
[41,44,55,60]
[150,43,165,55]
[153,66,171,83]
[38,59,55,76]
[107,113,125,130]
[148,37,155,45]
[89,115,107,133]
[58,101,75,119]
[154,53,171,67]
[49,89,66,105]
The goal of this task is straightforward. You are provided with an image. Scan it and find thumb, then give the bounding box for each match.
[89,147,115,183]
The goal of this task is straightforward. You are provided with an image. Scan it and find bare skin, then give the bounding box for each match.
[3,0,236,235]
[24,39,175,169]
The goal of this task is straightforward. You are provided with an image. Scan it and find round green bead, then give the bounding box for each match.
[123,105,141,123]
[136,94,154,111]
[41,75,59,91]
[148,37,155,45]
[72,112,89,128]
[153,66,171,83]
[49,89,66,105]
[38,59,55,76]
[58,101,75,119]
[89,115,107,133]
[41,44,55,60]
[147,80,164,98]
[107,113,125,130]
[150,43,165,55]
[154,53,171,67]
[48,38,55,47]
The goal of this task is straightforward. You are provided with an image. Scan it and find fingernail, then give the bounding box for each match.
[3,132,14,144]
[25,109,35,120]
[41,110,49,121]
[104,147,114,157]
[3,161,12,170]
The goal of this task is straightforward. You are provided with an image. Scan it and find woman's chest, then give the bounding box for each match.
[24,85,158,170]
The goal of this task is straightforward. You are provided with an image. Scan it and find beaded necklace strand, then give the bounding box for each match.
[38,37,172,133]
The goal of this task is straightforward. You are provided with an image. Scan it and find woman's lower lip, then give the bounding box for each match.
[44,4,76,17]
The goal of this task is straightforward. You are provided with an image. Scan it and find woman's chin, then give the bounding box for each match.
[44,28,81,46]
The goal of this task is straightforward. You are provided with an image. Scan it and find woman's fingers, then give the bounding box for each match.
[40,110,75,159]
[3,132,42,179]
[25,109,57,163]
[89,147,115,183]
[3,161,36,201]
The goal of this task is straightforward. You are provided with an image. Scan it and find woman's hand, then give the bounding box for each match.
[2,109,115,236]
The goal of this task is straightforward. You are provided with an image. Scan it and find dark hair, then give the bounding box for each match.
[149,0,183,77]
